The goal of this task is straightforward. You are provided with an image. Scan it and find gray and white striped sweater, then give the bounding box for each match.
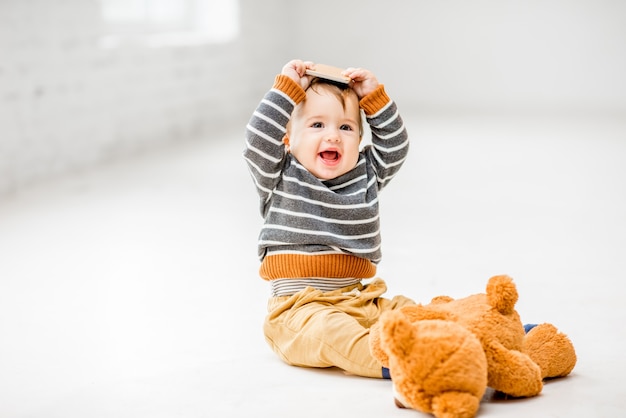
[244,75,409,281]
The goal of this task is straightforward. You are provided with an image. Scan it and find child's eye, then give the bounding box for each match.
[311,122,323,128]
[340,124,353,131]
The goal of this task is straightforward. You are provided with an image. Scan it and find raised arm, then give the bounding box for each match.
[243,60,311,215]
[343,67,409,190]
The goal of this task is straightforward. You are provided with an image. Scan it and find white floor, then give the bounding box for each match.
[1,113,625,418]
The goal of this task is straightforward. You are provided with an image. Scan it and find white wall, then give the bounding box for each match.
[1,0,624,197]
[287,0,626,114]
[0,0,251,196]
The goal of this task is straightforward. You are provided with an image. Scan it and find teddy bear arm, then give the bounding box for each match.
[368,321,390,367]
[484,340,543,398]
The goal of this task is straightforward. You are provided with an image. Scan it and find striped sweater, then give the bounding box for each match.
[244,75,409,282]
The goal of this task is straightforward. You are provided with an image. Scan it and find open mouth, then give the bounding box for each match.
[319,150,340,162]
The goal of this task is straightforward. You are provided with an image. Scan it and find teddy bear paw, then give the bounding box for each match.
[523,323,577,379]
[431,391,481,418]
[394,392,480,418]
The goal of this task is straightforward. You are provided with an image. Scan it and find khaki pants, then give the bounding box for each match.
[263,278,415,378]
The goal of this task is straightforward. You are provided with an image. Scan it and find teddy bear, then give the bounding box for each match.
[371,275,577,418]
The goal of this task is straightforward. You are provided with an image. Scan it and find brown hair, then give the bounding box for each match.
[306,78,358,112]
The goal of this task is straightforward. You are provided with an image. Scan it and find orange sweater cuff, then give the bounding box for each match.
[273,74,307,104]
[359,84,390,116]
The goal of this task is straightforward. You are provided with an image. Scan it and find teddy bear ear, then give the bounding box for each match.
[486,275,518,315]
[431,295,454,304]
[380,311,416,357]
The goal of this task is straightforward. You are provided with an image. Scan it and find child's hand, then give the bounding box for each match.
[343,67,379,99]
[281,59,315,91]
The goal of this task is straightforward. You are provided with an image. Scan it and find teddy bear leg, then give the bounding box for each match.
[431,391,481,418]
[523,323,577,379]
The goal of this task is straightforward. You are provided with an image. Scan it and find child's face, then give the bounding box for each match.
[286,84,361,180]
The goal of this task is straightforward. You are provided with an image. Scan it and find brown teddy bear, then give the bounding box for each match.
[371,275,577,418]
